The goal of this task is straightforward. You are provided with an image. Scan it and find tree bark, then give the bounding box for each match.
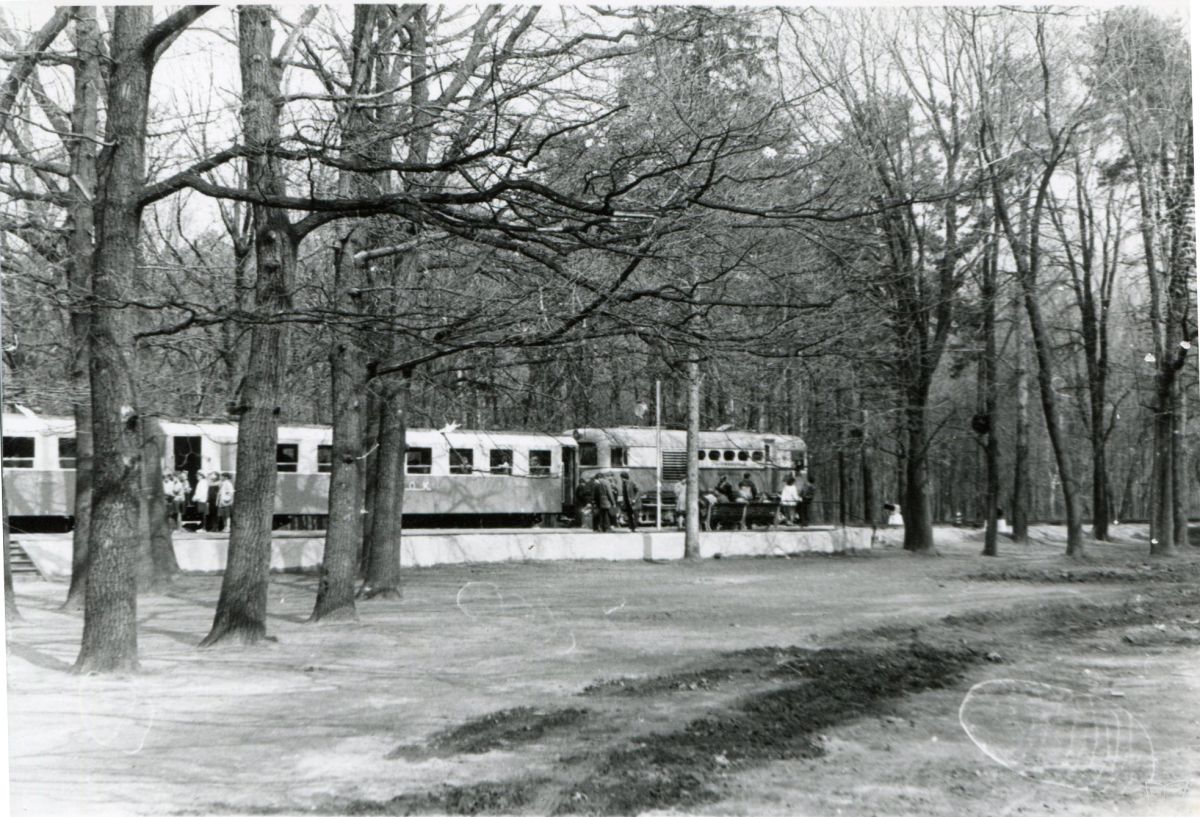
[901,394,934,552]
[141,420,178,584]
[980,230,999,557]
[61,6,100,612]
[74,6,155,674]
[314,5,385,617]
[362,372,406,599]
[3,473,18,621]
[202,7,295,646]
[1010,298,1030,544]
[684,358,701,558]
[312,236,368,621]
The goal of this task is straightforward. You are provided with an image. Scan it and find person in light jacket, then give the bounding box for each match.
[192,473,211,529]
[779,476,800,524]
[216,473,235,532]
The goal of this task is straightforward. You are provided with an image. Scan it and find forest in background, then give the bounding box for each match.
[0,5,1194,669]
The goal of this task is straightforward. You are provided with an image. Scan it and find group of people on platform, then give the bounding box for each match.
[579,472,642,532]
[162,471,235,533]
[675,472,815,526]
[580,470,816,531]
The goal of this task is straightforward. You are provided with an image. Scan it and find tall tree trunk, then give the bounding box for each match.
[3,465,17,621]
[312,3,381,618]
[684,358,701,558]
[74,6,155,674]
[141,419,178,585]
[362,372,406,598]
[1010,299,1030,544]
[901,387,934,552]
[1022,289,1085,555]
[860,431,876,528]
[62,6,99,612]
[313,235,368,621]
[1171,388,1188,545]
[202,7,295,646]
[980,232,999,557]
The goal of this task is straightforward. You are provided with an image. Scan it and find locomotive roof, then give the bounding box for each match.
[568,426,806,449]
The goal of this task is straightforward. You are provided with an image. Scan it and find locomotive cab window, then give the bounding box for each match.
[406,447,432,475]
[579,442,597,466]
[276,444,299,473]
[2,436,34,468]
[529,450,551,476]
[317,445,333,473]
[450,448,474,475]
[489,449,513,475]
[58,437,77,469]
[794,452,807,470]
[610,447,627,467]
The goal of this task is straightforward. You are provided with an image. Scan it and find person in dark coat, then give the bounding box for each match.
[580,477,600,531]
[619,472,641,532]
[594,475,617,532]
[715,475,737,502]
[798,474,816,526]
[204,471,221,532]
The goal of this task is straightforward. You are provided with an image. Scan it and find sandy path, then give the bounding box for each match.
[5,525,1196,816]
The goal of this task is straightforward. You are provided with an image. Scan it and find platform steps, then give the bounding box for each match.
[7,540,40,576]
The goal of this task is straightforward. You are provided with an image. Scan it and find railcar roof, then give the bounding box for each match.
[1,413,575,446]
[568,426,806,449]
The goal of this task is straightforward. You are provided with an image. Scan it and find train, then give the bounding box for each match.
[1,412,807,532]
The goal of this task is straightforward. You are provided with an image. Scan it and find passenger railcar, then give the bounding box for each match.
[1,413,574,531]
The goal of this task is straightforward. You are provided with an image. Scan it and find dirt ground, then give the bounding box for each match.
[6,525,1200,817]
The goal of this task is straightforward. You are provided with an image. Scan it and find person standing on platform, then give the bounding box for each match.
[619,472,641,532]
[798,474,816,526]
[204,470,221,532]
[595,475,617,532]
[192,472,211,531]
[779,476,800,524]
[216,473,235,533]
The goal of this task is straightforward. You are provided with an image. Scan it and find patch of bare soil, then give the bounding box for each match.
[965,559,1200,584]
[390,707,591,759]
[308,585,1200,816]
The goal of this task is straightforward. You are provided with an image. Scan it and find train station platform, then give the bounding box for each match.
[12,526,875,580]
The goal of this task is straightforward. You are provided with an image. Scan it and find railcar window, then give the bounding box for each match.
[611,447,627,466]
[698,451,705,461]
[489,449,513,475]
[707,450,720,460]
[276,444,299,472]
[723,450,735,461]
[795,451,807,470]
[450,448,474,475]
[529,450,552,476]
[406,447,432,475]
[579,442,597,466]
[737,451,749,461]
[317,445,333,473]
[751,451,764,462]
[2,436,34,468]
[58,437,78,469]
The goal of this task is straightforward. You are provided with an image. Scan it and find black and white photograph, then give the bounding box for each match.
[0,2,1196,815]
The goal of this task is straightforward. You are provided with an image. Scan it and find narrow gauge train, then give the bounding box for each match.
[571,427,808,521]
[1,413,806,531]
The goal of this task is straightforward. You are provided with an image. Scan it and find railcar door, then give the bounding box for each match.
[561,446,577,509]
[172,436,202,490]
